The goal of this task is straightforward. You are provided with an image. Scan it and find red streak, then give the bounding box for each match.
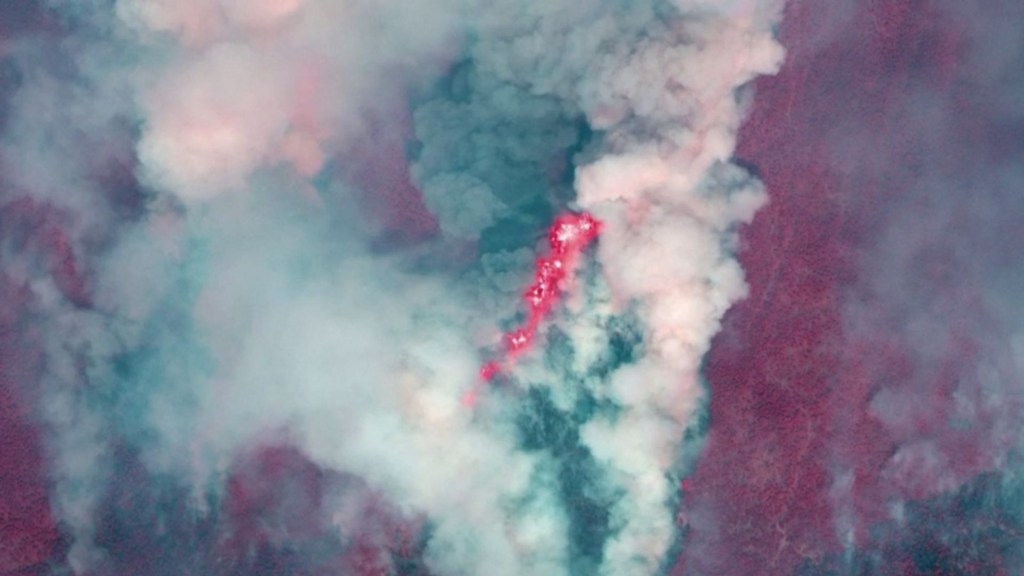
[464,211,601,404]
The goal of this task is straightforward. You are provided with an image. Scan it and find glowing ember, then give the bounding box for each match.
[465,211,601,404]
[479,361,501,381]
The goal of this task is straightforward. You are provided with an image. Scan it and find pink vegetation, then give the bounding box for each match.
[220,444,424,576]
[0,199,83,575]
[0,292,60,575]
[342,106,439,245]
[673,0,998,574]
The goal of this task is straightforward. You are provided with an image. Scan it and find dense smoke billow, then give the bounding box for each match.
[0,1,782,575]
[5,1,1023,575]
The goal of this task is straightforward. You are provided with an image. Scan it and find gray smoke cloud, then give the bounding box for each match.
[0,1,785,574]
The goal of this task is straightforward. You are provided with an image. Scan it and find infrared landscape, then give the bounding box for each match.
[2,1,1024,575]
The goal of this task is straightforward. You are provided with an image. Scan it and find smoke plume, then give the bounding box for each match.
[0,1,784,574]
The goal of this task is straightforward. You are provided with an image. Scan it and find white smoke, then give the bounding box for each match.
[2,0,785,574]
[119,0,461,202]
[470,2,784,573]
